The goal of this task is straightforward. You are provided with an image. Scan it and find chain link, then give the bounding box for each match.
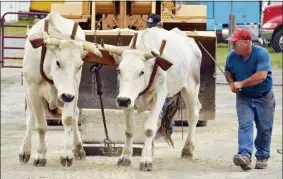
[89,64,115,148]
[94,30,98,48]
[117,30,121,46]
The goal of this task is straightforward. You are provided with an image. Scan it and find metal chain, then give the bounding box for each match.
[89,64,114,148]
[117,30,121,46]
[94,30,98,48]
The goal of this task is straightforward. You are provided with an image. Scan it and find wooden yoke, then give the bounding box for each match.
[130,33,138,49]
[83,33,137,66]
[159,40,166,55]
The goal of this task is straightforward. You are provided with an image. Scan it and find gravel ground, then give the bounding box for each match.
[1,68,282,179]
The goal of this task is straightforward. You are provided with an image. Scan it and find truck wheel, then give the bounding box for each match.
[271,27,283,52]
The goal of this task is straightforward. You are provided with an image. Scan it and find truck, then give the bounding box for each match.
[177,1,262,41]
[260,2,282,52]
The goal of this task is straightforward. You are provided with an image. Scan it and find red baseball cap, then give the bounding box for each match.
[227,28,252,42]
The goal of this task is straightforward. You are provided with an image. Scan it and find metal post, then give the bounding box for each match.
[228,1,236,52]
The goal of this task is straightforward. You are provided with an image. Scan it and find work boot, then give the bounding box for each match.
[233,154,252,171]
[255,159,268,169]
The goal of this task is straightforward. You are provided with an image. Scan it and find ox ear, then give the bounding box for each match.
[155,56,173,71]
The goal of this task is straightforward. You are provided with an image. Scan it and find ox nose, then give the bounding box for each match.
[117,97,131,107]
[61,93,75,103]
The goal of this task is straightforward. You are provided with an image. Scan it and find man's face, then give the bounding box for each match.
[230,40,250,55]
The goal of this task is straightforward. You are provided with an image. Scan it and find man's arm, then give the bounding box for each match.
[241,71,267,86]
[233,71,267,89]
[225,71,235,86]
[225,71,239,93]
[224,53,239,93]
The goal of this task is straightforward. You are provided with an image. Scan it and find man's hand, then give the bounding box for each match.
[233,82,243,90]
[229,83,239,93]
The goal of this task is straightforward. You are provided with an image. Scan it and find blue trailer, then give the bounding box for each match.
[177,1,262,41]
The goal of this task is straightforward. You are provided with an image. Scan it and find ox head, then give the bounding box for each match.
[101,40,172,109]
[29,32,102,103]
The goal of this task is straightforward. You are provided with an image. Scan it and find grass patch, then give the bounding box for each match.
[1,79,16,85]
[2,19,36,36]
[216,43,282,68]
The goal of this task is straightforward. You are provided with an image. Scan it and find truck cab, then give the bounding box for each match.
[260,2,282,52]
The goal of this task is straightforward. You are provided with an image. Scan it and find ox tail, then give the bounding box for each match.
[44,100,62,121]
[159,92,182,148]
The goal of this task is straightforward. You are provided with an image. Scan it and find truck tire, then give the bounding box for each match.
[271,27,283,52]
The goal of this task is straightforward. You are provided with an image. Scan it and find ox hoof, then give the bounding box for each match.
[139,162,153,171]
[117,157,131,167]
[19,152,31,163]
[33,158,47,167]
[60,156,73,167]
[181,148,193,161]
[74,150,86,160]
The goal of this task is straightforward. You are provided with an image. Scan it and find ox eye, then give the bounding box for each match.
[139,71,144,76]
[56,61,60,68]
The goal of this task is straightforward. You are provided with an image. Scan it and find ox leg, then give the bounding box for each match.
[19,96,34,163]
[180,79,201,160]
[117,108,135,167]
[140,93,166,171]
[60,102,75,167]
[72,107,86,160]
[60,98,85,167]
[26,91,48,167]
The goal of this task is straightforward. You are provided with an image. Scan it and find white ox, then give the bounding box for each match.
[19,11,101,167]
[102,27,202,171]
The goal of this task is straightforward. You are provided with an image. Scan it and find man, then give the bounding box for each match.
[225,28,275,170]
[147,13,174,137]
[147,13,163,28]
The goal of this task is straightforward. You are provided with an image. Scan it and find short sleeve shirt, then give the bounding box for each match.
[225,45,273,98]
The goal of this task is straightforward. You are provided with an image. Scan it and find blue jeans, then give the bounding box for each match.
[236,90,275,160]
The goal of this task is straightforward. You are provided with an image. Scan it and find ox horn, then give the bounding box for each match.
[82,42,102,58]
[43,32,61,46]
[44,32,102,57]
[144,39,167,60]
[101,39,124,56]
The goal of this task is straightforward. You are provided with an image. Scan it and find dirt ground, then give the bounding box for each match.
[1,68,282,179]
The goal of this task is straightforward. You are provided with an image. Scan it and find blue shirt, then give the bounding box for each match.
[225,45,273,98]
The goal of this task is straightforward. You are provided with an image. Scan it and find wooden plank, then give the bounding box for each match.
[91,2,96,30]
[51,3,82,16]
[84,29,216,38]
[82,1,90,15]
[163,19,206,23]
[174,5,207,19]
[119,1,127,28]
[151,1,156,14]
